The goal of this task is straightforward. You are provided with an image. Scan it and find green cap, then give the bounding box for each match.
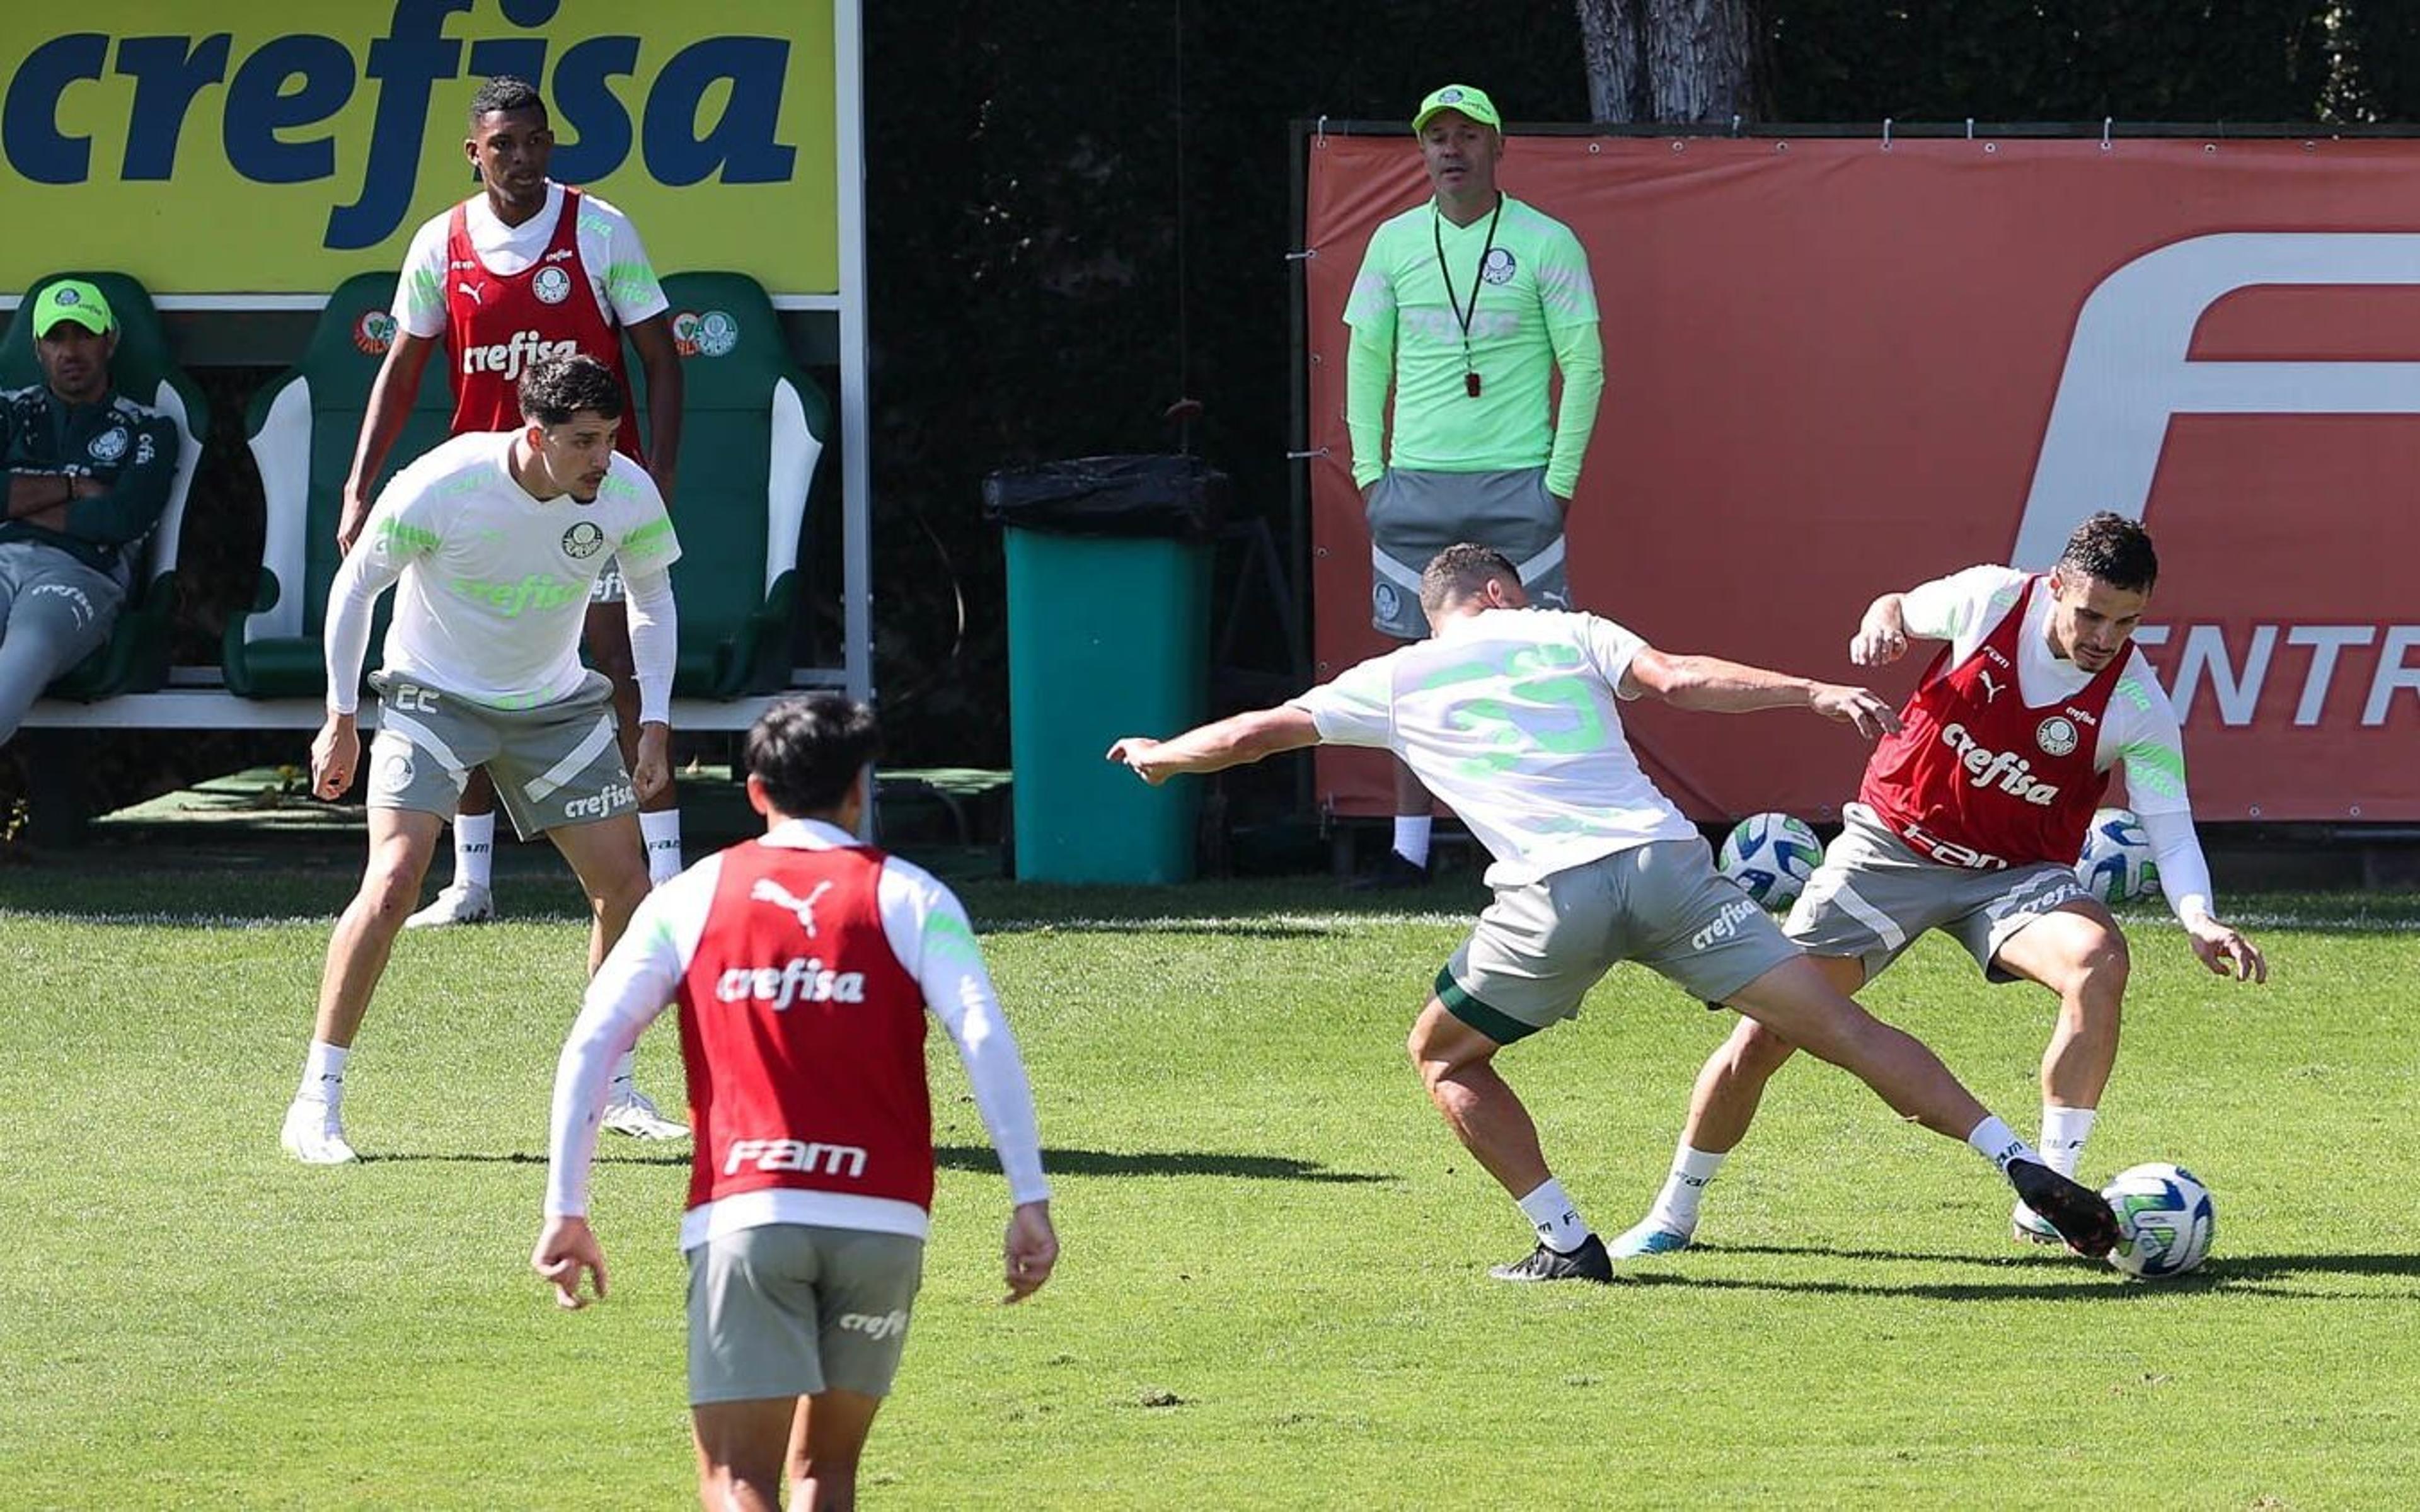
[1412,84,1502,135]
[32,278,113,338]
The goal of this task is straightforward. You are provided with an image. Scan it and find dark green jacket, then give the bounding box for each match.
[0,383,180,573]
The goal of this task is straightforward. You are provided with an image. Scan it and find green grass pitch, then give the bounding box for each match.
[1,859,2412,1508]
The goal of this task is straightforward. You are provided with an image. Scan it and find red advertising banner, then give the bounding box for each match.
[1305,131,2420,823]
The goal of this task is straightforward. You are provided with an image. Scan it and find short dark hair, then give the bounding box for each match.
[1419,542,1520,614]
[2059,511,2158,592]
[469,74,546,127]
[517,353,623,427]
[747,696,884,817]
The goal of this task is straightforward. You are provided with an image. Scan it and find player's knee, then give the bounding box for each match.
[2069,932,2131,1005]
[1727,1021,1796,1079]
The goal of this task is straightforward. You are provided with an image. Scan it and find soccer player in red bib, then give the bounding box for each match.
[343,77,689,909]
[1613,512,2268,1257]
[534,695,1056,1511]
[339,73,689,1138]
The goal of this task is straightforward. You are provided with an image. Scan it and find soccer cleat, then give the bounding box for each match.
[1346,850,1431,893]
[280,1099,358,1165]
[601,1085,689,1141]
[2010,1200,2066,1246]
[2005,1159,2121,1257]
[1609,1218,1695,1258]
[403,881,495,929]
[1489,1233,1615,1284]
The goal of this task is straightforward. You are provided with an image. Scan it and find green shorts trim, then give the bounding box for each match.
[1435,966,1541,1045]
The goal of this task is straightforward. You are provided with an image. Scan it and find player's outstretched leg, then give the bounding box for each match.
[1722,956,2119,1257]
[1612,1014,1806,1256]
[1407,1001,1613,1283]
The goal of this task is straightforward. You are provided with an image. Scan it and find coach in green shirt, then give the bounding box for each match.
[1344,84,1605,887]
[0,279,179,747]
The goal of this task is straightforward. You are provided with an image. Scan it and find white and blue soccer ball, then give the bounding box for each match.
[2102,1162,2216,1280]
[2076,806,2159,904]
[1716,812,1823,909]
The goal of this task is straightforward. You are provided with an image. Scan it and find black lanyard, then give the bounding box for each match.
[1434,193,1504,398]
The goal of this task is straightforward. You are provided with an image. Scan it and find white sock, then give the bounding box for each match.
[1647,1144,1727,1232]
[2039,1105,2097,1179]
[1516,1177,1591,1254]
[297,1040,349,1108]
[1966,1115,2041,1173]
[610,1051,637,1092]
[1392,816,1432,869]
[640,809,684,886]
[453,812,497,891]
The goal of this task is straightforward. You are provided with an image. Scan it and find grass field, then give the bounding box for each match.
[1,846,2414,1509]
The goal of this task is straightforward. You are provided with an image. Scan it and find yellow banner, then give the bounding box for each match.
[0,0,838,297]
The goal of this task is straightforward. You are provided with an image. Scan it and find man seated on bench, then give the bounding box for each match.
[0,280,179,746]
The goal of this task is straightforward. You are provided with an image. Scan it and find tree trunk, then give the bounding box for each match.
[1577,0,1759,125]
[1574,0,1649,123]
[1644,0,1758,122]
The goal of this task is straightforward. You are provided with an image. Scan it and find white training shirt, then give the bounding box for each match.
[325,431,681,719]
[1900,564,2216,919]
[393,182,670,338]
[544,818,1052,1251]
[1290,607,1698,887]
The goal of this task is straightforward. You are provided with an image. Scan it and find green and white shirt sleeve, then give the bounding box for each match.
[323,462,445,713]
[391,210,454,340]
[586,195,671,328]
[1899,564,2027,653]
[1343,234,1402,490]
[1535,220,1603,499]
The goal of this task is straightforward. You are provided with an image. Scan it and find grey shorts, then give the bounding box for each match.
[364,670,635,839]
[1784,803,2098,983]
[1366,466,1567,638]
[0,538,128,670]
[686,1224,926,1406]
[1438,839,1801,1042]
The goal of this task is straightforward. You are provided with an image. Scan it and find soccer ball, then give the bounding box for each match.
[1716,812,1823,909]
[2102,1162,2216,1280]
[2075,806,2158,904]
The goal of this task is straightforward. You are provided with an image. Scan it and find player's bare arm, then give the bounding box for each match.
[2181,910,2267,983]
[1003,1200,1057,1304]
[626,313,683,501]
[1107,706,1321,784]
[338,331,441,553]
[1621,648,1900,738]
[531,1214,609,1309]
[1849,592,1913,666]
[630,721,672,803]
[311,712,359,799]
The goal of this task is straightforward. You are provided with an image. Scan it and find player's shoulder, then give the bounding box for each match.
[595,451,666,510]
[566,185,640,235]
[2111,645,2181,721]
[399,430,511,490]
[1366,202,1432,247]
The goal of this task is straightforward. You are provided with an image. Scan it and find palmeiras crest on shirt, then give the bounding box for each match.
[2035,715,2080,757]
[88,426,130,464]
[1480,248,1518,285]
[562,520,608,559]
[533,265,573,306]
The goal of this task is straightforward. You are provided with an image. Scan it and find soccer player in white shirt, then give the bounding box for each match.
[282,354,682,1164]
[1107,543,2121,1281]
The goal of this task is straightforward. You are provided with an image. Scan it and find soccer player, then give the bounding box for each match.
[533,694,1056,1512]
[281,355,681,1164]
[1342,84,1605,888]
[1107,544,2119,1283]
[341,74,689,963]
[1611,512,2267,1257]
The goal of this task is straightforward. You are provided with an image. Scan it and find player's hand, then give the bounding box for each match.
[335,484,372,556]
[1849,609,1910,667]
[631,721,672,803]
[1809,684,1900,740]
[532,1215,609,1310]
[310,716,359,801]
[1106,737,1173,785]
[2186,916,2267,983]
[1003,1200,1057,1303]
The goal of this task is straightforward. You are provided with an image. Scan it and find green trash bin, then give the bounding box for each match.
[985,455,1227,883]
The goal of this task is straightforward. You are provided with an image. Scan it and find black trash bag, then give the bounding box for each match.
[981,454,1229,542]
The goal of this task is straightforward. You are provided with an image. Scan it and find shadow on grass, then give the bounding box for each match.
[1623,1244,2420,1300]
[937,1145,1392,1183]
[360,1145,1395,1184]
